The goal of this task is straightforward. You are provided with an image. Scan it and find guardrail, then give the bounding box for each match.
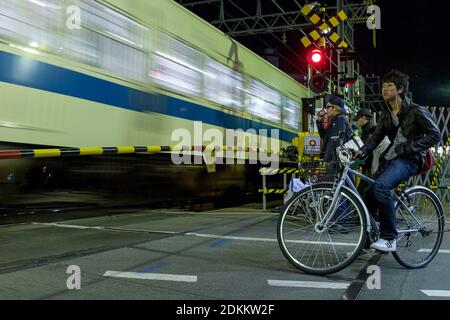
[431,135,450,188]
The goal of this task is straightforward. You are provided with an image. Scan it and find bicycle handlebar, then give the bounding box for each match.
[336,146,369,167]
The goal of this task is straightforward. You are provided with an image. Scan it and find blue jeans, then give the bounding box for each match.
[364,158,419,240]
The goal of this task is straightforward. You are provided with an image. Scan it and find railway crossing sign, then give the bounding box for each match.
[300,4,348,49]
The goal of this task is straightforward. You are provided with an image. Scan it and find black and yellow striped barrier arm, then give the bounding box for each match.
[258,189,289,195]
[348,17,369,23]
[300,4,348,48]
[260,167,327,175]
[0,145,282,160]
[431,134,450,188]
[259,168,303,175]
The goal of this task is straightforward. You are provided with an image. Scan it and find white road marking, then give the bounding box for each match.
[31,222,178,235]
[186,232,357,247]
[185,232,276,243]
[103,271,197,282]
[104,227,178,235]
[31,222,104,230]
[32,223,357,246]
[268,280,350,289]
[421,290,450,297]
[418,249,450,254]
[158,211,277,216]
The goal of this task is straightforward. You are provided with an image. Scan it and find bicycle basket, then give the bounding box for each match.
[298,159,340,184]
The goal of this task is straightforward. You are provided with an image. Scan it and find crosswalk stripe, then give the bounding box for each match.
[417,249,450,254]
[268,280,349,289]
[421,290,450,297]
[104,271,197,282]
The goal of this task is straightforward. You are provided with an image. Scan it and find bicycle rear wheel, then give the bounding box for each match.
[392,186,445,269]
[277,183,367,275]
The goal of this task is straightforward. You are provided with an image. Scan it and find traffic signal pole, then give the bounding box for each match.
[337,0,344,90]
[303,63,313,133]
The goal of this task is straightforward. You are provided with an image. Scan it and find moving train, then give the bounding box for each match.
[0,0,308,211]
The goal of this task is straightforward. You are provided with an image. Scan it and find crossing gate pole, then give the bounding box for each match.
[263,174,267,210]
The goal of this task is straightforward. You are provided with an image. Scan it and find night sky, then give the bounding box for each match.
[178,0,450,107]
[355,0,450,107]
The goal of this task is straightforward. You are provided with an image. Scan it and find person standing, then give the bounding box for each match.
[316,95,353,234]
[316,95,353,163]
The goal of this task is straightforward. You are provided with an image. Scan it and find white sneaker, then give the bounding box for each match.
[370,238,396,252]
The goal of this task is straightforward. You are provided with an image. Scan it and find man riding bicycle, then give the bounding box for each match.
[355,70,441,252]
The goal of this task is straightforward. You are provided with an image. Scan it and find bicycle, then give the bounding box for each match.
[277,146,445,275]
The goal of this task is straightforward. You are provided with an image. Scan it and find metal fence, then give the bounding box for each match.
[407,107,450,203]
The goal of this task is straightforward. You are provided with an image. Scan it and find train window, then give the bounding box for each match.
[245,79,281,123]
[151,53,201,96]
[204,58,244,110]
[150,34,203,97]
[77,0,148,52]
[0,0,149,83]
[283,98,301,130]
[161,33,203,69]
[59,28,98,67]
[97,36,147,82]
[0,0,64,54]
[71,0,148,82]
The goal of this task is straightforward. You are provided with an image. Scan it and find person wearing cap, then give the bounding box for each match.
[316,95,354,235]
[353,108,376,144]
[316,95,353,163]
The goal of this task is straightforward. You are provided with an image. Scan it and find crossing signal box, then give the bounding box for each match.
[309,74,328,94]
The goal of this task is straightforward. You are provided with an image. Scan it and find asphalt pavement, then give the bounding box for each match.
[0,205,449,300]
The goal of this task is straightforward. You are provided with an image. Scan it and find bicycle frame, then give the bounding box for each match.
[316,160,425,236]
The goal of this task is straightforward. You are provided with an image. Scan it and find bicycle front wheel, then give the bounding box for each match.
[277,183,367,275]
[392,186,445,269]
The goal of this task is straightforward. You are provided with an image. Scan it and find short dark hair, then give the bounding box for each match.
[382,69,409,99]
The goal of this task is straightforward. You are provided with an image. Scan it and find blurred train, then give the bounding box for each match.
[0,0,308,211]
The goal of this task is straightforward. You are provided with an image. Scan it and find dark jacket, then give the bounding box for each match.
[360,121,376,173]
[317,111,352,162]
[361,121,376,144]
[361,98,441,168]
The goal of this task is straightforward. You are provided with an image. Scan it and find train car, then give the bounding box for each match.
[0,0,308,211]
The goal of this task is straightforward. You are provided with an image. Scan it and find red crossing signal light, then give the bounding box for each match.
[308,49,324,67]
